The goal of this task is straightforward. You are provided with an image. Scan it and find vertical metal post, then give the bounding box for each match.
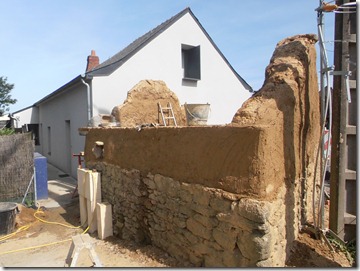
[329,0,346,240]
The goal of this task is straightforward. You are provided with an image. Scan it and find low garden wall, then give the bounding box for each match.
[83,124,313,267]
[88,160,289,267]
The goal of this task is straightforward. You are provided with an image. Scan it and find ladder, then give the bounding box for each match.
[65,234,103,267]
[158,102,177,126]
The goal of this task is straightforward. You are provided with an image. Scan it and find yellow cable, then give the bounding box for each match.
[33,207,82,229]
[0,204,83,243]
[0,205,92,256]
[0,223,90,256]
[82,226,90,234]
[1,171,98,256]
[0,225,31,242]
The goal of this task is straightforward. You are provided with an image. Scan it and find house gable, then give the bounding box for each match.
[87,7,252,92]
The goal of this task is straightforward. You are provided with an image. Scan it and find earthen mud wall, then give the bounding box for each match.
[83,34,321,267]
[84,125,283,200]
[111,80,187,127]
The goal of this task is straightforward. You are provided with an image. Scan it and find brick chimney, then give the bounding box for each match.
[86,50,99,72]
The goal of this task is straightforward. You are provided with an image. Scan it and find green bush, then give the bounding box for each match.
[0,128,15,135]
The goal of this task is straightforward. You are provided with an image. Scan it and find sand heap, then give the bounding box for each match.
[112,80,186,127]
[232,34,321,189]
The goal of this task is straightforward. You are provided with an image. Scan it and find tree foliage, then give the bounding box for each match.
[0,76,17,116]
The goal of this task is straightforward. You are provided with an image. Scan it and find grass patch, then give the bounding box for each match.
[326,232,356,266]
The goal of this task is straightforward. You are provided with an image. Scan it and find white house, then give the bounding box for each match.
[12,7,252,178]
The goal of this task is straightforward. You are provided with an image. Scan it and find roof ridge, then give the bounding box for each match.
[86,6,252,91]
[88,7,190,75]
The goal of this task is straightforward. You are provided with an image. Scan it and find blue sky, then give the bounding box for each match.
[1,0,335,113]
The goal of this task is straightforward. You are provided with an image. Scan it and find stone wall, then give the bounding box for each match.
[87,162,289,267]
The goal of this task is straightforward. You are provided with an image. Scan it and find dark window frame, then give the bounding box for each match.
[182,44,201,81]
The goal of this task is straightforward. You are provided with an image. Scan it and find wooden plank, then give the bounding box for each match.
[86,197,97,233]
[92,172,102,203]
[85,171,102,233]
[77,168,87,197]
[78,169,102,233]
[84,170,93,200]
[97,202,113,240]
[79,195,88,227]
[84,171,101,202]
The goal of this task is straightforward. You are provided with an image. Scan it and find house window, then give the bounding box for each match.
[182,44,201,80]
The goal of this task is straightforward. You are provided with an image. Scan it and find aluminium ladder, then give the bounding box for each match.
[158,102,177,126]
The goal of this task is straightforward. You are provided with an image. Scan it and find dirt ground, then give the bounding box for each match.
[0,198,352,268]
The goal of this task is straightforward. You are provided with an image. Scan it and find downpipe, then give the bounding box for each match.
[80,75,93,122]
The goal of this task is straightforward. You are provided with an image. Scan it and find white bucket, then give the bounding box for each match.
[184,103,210,126]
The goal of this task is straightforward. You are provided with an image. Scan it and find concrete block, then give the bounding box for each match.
[97,202,113,240]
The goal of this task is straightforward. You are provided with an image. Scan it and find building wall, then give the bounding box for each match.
[37,81,88,177]
[13,106,39,128]
[91,12,251,125]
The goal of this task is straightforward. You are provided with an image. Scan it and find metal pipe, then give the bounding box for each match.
[81,77,92,122]
[314,3,335,230]
[34,166,37,204]
[22,172,34,205]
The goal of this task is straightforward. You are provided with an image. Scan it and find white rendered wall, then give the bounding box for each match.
[13,106,39,129]
[38,82,88,178]
[91,13,251,125]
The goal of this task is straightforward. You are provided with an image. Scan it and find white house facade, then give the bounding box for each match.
[12,7,253,178]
